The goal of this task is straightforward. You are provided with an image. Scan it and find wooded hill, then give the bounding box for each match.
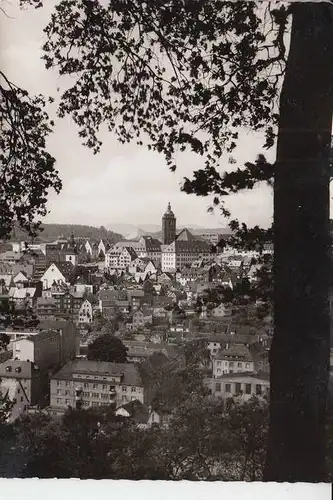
[10,224,123,243]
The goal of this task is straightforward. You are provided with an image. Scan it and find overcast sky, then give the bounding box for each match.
[1,2,276,229]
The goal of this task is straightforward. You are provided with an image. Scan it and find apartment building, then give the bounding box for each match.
[50,360,144,413]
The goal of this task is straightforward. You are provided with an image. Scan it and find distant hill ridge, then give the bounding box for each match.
[10,224,123,243]
[108,223,230,240]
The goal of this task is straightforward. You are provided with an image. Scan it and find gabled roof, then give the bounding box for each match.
[215,344,253,362]
[123,247,138,260]
[0,359,34,379]
[214,371,270,382]
[175,228,197,242]
[164,239,211,254]
[116,399,151,423]
[48,262,74,281]
[52,359,143,386]
[139,236,161,252]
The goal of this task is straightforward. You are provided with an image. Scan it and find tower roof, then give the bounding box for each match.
[163,202,175,218]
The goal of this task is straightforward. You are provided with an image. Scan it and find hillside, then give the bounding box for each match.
[108,223,231,241]
[10,224,123,243]
[139,227,231,241]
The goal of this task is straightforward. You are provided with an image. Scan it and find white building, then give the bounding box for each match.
[105,247,138,271]
[212,345,254,378]
[161,239,211,272]
[41,262,74,290]
[78,299,93,324]
[50,360,144,411]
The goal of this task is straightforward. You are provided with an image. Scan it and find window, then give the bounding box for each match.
[217,361,221,366]
[225,383,231,393]
[122,386,127,392]
[235,383,242,395]
[101,394,109,400]
[56,398,61,404]
[57,389,61,395]
[131,387,136,393]
[65,399,70,405]
[229,361,234,368]
[215,382,221,392]
[20,396,24,402]
[245,363,250,369]
[65,381,70,387]
[238,362,242,368]
[65,390,70,396]
[102,384,107,390]
[93,383,98,389]
[57,380,61,386]
[83,392,90,397]
[122,395,128,402]
[17,388,21,394]
[84,383,88,388]
[216,369,221,375]
[245,384,252,395]
[92,392,99,399]
[256,384,262,395]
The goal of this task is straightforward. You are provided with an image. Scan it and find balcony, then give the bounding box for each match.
[75,388,83,400]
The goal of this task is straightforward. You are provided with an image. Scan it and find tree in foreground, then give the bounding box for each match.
[42,0,333,480]
[87,334,128,363]
[0,1,62,240]
[9,395,268,480]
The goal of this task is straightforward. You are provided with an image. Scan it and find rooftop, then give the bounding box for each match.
[213,371,270,382]
[52,359,142,386]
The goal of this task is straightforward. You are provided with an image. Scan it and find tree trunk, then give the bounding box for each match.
[265,4,333,482]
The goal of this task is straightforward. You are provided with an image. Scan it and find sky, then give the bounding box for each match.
[0,1,276,230]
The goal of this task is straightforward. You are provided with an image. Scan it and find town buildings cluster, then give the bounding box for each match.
[0,203,274,425]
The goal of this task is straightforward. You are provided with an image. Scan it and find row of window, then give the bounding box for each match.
[56,381,138,392]
[215,382,266,395]
[216,368,248,375]
[216,361,251,369]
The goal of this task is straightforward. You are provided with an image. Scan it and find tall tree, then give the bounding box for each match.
[265,4,333,481]
[87,334,128,363]
[42,0,333,480]
[0,1,62,239]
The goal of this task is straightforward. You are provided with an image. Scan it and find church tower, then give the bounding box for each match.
[162,202,176,245]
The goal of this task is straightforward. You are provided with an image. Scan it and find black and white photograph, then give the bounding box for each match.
[0,1,332,497]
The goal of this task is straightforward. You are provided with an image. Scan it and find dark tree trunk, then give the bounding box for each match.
[265,4,333,482]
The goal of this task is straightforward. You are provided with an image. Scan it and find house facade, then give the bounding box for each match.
[78,299,93,324]
[50,360,144,412]
[212,345,254,378]
[161,239,211,273]
[207,372,270,401]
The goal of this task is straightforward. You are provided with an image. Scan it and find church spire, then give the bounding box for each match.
[162,202,176,244]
